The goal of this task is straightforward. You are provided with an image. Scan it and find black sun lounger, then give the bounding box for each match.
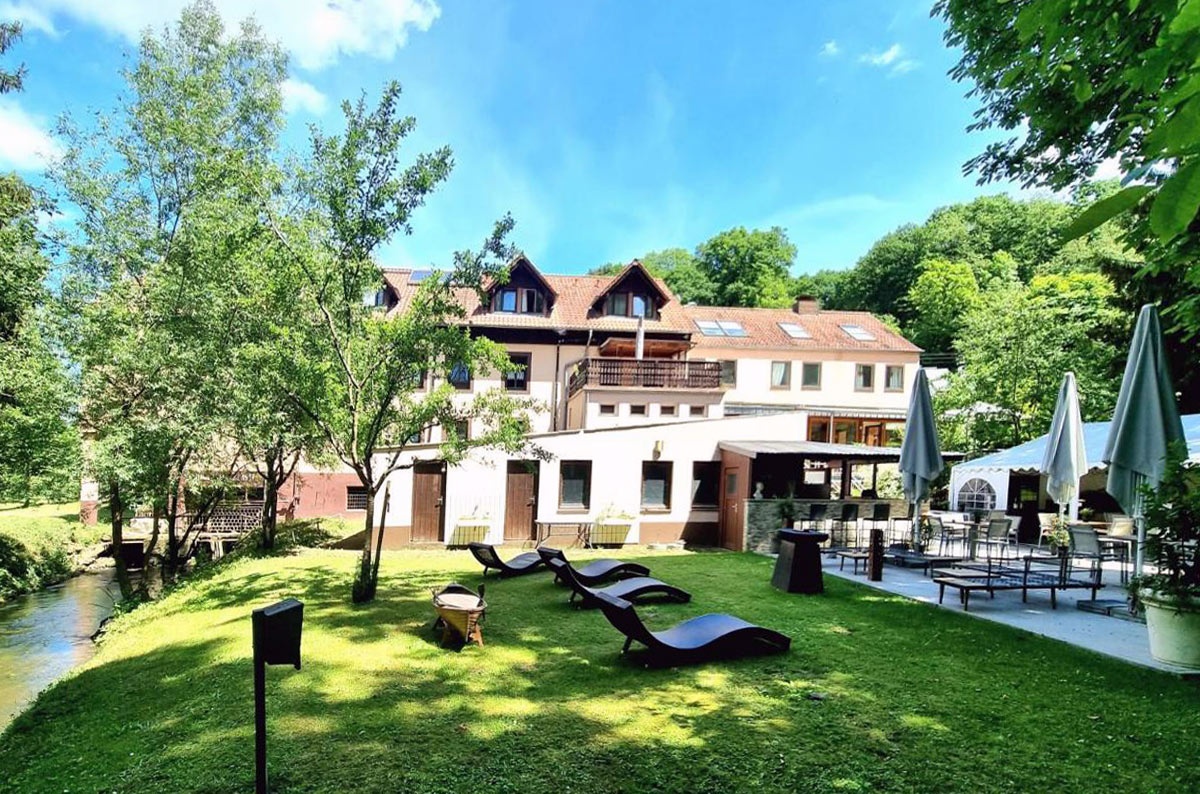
[547,558,691,608]
[593,591,791,667]
[536,546,650,586]
[468,543,547,578]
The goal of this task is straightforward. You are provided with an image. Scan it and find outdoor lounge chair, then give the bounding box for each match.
[536,546,650,586]
[547,558,691,608]
[467,543,547,578]
[592,591,791,666]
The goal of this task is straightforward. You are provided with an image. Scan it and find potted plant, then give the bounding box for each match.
[776,499,799,529]
[1130,443,1200,668]
[593,505,636,547]
[1046,515,1070,555]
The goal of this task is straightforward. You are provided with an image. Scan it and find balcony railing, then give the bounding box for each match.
[568,358,722,396]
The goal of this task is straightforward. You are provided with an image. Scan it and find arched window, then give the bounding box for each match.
[958,478,996,513]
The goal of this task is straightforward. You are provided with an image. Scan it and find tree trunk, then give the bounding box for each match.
[353,488,378,603]
[108,480,133,601]
[261,449,280,550]
[369,483,391,588]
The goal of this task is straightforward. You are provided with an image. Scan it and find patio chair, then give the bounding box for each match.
[1068,525,1118,585]
[467,543,547,578]
[930,515,961,556]
[547,558,691,608]
[829,503,860,550]
[1101,516,1135,583]
[536,546,650,586]
[1036,512,1056,551]
[592,591,791,667]
[977,518,1014,561]
[889,503,916,547]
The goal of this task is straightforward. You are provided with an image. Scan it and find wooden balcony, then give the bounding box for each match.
[568,358,722,396]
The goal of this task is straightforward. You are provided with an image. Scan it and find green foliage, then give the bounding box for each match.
[0,503,102,601]
[936,273,1125,454]
[936,0,1200,351]
[694,226,797,308]
[0,20,24,94]
[5,549,1200,791]
[1136,443,1200,602]
[55,0,287,580]
[904,259,981,353]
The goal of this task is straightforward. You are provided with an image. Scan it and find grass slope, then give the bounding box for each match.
[0,502,105,600]
[1,549,1198,793]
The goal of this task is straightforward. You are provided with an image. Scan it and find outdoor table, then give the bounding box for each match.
[772,528,829,594]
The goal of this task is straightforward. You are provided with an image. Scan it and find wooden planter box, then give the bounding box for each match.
[449,521,490,547]
[591,520,634,547]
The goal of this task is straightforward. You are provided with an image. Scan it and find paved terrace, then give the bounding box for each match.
[815,550,1199,678]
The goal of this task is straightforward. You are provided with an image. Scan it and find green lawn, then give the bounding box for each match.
[0,502,106,600]
[1,548,1197,793]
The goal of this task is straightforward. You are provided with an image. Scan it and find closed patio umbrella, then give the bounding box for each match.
[1040,372,1088,520]
[899,368,944,548]
[1102,304,1185,573]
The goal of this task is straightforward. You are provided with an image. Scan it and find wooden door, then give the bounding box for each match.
[412,462,446,541]
[504,461,539,541]
[720,467,741,550]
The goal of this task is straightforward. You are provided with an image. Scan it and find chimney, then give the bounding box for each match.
[792,295,820,314]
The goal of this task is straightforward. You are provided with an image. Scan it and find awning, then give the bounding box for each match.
[718,440,962,462]
[956,413,1200,474]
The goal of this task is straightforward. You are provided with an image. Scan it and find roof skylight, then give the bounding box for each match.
[778,322,811,339]
[840,324,876,341]
[695,320,748,337]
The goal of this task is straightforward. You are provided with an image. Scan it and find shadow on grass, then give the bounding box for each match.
[2,550,1199,793]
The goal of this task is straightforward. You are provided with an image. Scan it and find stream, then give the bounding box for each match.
[0,564,118,728]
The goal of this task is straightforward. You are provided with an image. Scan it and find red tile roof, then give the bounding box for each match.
[380,259,918,353]
[682,305,921,352]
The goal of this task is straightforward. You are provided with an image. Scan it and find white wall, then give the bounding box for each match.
[689,347,918,412]
[373,411,816,545]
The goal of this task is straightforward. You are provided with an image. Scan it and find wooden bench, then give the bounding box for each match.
[934,576,1012,611]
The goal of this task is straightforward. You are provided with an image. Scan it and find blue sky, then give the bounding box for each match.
[0,1,1058,276]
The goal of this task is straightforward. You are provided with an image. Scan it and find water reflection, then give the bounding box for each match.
[0,565,117,727]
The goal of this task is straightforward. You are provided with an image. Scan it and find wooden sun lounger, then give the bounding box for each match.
[547,558,691,608]
[592,591,791,667]
[536,546,650,586]
[467,543,547,578]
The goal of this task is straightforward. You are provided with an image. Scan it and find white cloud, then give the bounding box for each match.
[1093,155,1124,181]
[5,0,441,70]
[819,40,840,57]
[860,43,903,67]
[860,44,917,76]
[280,77,327,115]
[0,100,63,171]
[0,2,57,36]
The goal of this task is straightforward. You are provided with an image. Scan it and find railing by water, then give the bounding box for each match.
[568,358,723,397]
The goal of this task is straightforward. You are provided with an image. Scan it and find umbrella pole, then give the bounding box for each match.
[1133,473,1146,576]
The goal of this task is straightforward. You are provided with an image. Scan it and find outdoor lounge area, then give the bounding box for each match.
[3,547,1198,793]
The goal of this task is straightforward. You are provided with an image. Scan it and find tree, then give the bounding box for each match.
[904,258,981,354]
[56,1,287,591]
[0,21,25,94]
[936,0,1200,344]
[937,273,1125,455]
[268,83,543,603]
[695,226,797,308]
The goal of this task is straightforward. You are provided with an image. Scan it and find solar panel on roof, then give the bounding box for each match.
[409,270,434,283]
[779,322,811,339]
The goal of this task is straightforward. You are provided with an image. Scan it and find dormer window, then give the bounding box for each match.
[492,287,546,314]
[605,292,658,319]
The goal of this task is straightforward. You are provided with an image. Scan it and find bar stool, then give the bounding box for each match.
[862,503,890,547]
[830,503,860,549]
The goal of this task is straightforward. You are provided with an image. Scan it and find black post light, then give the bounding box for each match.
[252,598,304,794]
